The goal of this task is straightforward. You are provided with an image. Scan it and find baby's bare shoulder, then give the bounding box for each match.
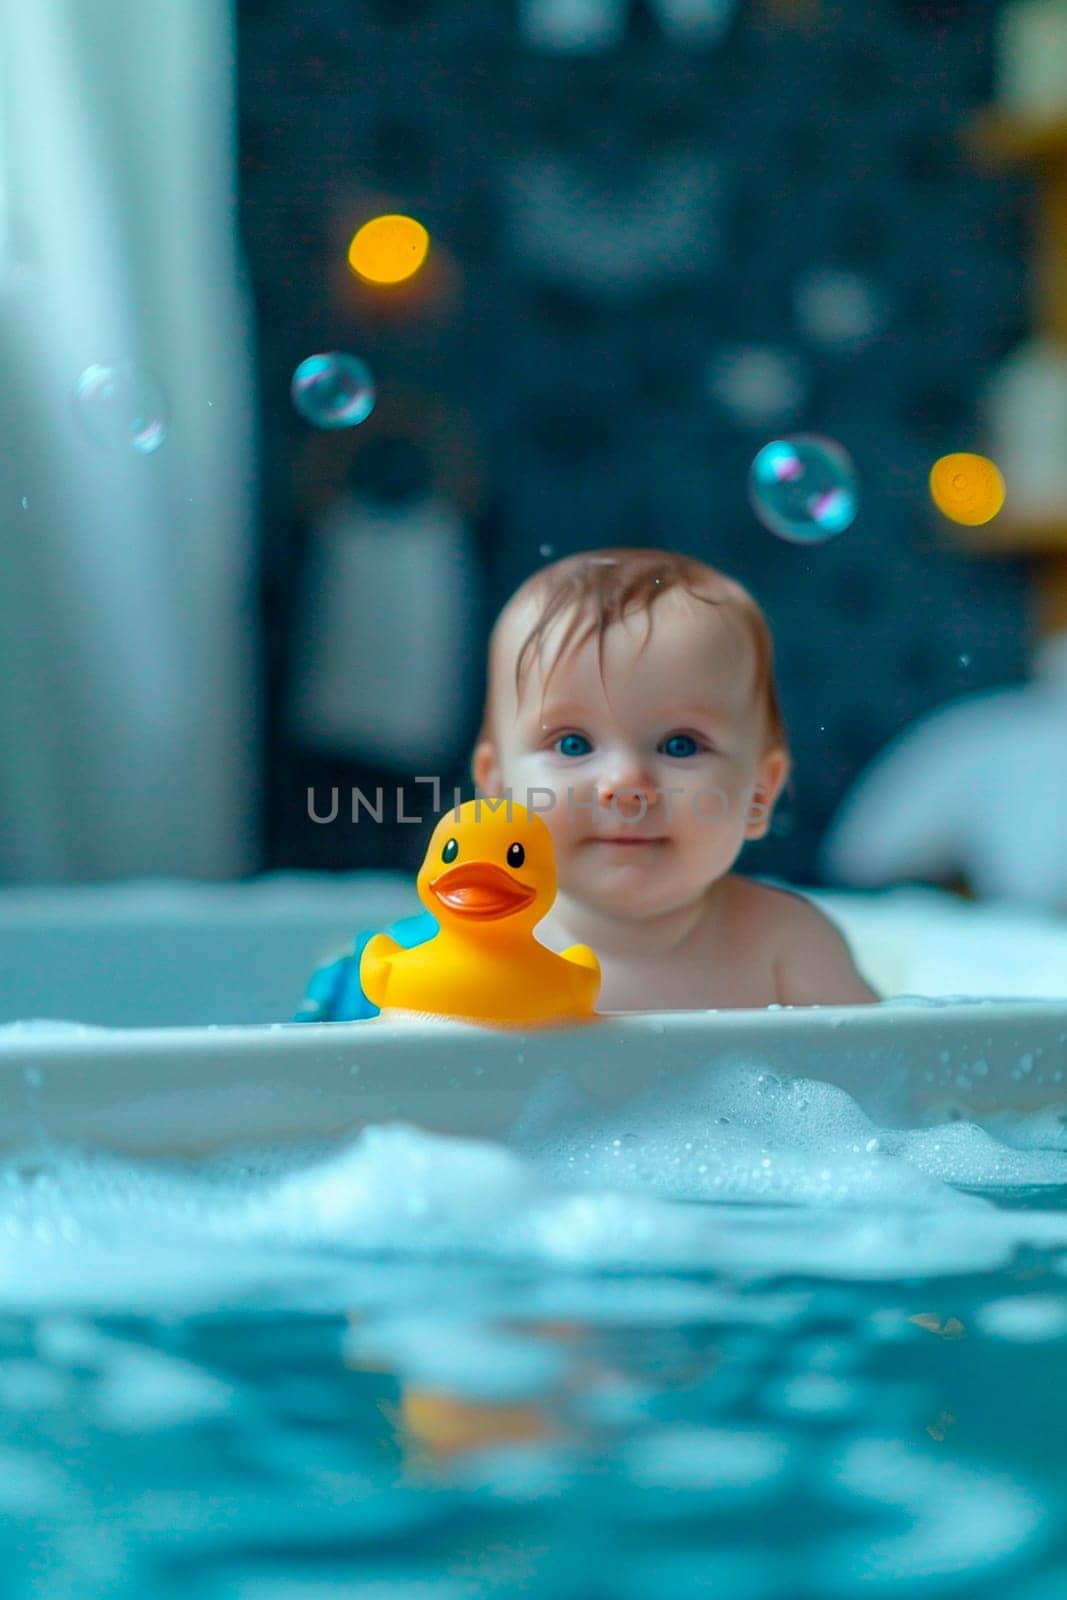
[725,875,813,934]
[727,877,879,1006]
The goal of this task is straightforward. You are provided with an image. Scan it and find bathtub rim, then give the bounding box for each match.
[0,998,1064,1158]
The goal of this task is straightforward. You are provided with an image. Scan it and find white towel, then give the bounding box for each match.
[284,494,482,773]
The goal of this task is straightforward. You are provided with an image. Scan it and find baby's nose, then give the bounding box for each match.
[596,762,657,818]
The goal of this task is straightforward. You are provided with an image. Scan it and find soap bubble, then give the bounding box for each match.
[73,362,169,456]
[749,434,859,544]
[290,353,376,430]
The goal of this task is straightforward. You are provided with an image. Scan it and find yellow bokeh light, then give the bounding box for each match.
[929,452,1006,527]
[348,214,430,285]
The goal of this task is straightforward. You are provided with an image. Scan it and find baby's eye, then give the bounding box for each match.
[556,733,592,758]
[660,734,701,759]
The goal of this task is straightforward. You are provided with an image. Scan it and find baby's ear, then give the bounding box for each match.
[472,739,501,796]
[745,747,791,839]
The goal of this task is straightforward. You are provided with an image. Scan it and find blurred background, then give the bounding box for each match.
[6,0,1067,904]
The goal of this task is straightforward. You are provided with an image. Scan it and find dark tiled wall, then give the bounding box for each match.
[240,0,1033,883]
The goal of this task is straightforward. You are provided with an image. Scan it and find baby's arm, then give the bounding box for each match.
[771,895,880,1006]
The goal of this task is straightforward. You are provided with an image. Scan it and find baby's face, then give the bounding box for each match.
[475,590,788,922]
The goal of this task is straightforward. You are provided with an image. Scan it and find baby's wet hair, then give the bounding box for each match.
[501,547,789,757]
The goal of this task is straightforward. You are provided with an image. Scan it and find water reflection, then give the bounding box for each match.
[0,1092,1066,1593]
[0,1261,1063,1595]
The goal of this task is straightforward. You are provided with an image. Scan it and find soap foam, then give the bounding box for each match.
[0,1059,1064,1314]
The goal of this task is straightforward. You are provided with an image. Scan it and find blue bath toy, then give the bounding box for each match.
[294,909,438,1022]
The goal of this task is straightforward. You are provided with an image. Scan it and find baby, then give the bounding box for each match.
[471,547,879,1011]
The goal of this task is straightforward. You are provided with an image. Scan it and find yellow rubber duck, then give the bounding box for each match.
[359,799,601,1027]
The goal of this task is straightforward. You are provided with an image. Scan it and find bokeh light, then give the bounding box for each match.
[290,354,376,431]
[73,362,169,456]
[794,268,886,350]
[347,214,430,285]
[707,345,809,429]
[929,452,1006,527]
[749,434,859,544]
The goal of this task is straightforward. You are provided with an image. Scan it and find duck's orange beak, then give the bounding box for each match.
[428,862,537,921]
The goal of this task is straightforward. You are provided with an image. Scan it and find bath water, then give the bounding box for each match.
[2,1056,1066,1598]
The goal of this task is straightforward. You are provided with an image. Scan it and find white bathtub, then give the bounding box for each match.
[0,872,418,1029]
[0,872,1064,1027]
[0,873,1064,1157]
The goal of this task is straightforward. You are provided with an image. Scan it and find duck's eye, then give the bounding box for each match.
[506,842,525,869]
[441,838,459,863]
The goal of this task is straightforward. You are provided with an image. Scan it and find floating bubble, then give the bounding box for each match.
[929,452,1006,527]
[290,353,376,430]
[749,434,859,544]
[539,543,556,559]
[348,214,429,286]
[73,362,169,456]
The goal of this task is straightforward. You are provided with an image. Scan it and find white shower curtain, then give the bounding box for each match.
[0,0,260,881]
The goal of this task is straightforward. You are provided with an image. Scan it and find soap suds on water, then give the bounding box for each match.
[0,1061,1062,1597]
[0,1059,1065,1315]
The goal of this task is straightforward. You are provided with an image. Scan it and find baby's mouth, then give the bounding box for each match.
[588,835,667,846]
